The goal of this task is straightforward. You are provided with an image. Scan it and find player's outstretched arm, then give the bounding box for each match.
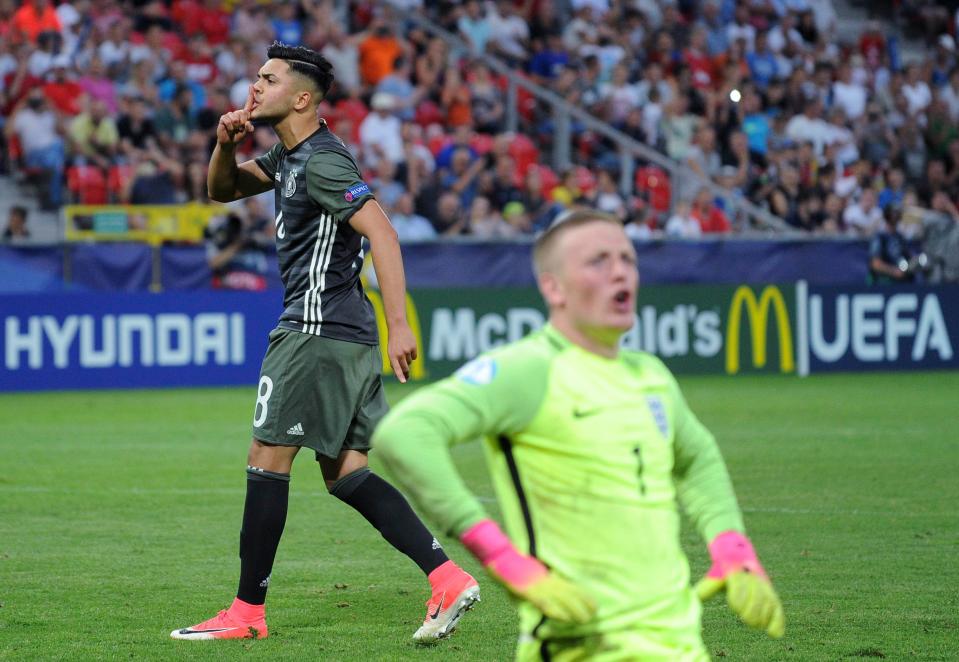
[208,84,273,202]
[349,201,417,382]
[695,531,785,639]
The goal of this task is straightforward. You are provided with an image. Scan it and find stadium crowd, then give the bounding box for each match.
[1,0,958,262]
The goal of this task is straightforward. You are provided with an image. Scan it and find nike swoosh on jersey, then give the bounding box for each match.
[572,407,603,418]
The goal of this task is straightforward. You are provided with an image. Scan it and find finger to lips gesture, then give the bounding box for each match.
[217,84,256,145]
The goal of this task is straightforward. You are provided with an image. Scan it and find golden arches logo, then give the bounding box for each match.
[725,286,795,374]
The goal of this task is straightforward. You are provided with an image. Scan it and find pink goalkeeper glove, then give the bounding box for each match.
[460,519,595,624]
[695,531,785,638]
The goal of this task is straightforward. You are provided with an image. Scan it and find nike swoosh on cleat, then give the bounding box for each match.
[179,627,240,634]
[429,595,445,620]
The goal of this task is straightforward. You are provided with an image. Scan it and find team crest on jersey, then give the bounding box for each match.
[344,182,370,202]
[455,356,497,385]
[284,169,298,197]
[646,396,669,438]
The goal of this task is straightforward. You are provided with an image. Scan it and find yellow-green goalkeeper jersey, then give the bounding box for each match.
[374,324,744,640]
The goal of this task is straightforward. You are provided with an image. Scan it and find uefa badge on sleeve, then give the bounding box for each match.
[344,182,371,202]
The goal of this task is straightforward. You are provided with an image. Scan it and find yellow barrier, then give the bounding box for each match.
[63,203,225,245]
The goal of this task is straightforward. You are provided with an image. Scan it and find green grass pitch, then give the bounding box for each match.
[1,372,957,661]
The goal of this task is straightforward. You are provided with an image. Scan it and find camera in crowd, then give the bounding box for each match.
[898,252,930,277]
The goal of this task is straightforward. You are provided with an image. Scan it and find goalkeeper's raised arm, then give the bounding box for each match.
[374,210,784,660]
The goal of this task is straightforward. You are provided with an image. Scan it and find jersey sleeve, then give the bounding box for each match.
[254,142,283,180]
[305,149,375,224]
[373,344,549,537]
[667,370,746,542]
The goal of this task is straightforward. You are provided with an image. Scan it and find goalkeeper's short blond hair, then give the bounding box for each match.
[532,209,623,277]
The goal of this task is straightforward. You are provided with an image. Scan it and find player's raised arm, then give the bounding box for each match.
[208,84,273,202]
[348,200,417,382]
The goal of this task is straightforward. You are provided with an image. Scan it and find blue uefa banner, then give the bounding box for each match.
[799,284,958,373]
[0,291,282,392]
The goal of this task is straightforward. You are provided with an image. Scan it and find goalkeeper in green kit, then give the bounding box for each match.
[373,210,785,660]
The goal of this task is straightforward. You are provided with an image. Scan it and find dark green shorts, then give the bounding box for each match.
[251,328,388,459]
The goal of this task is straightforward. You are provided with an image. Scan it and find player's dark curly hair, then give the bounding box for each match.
[267,41,334,100]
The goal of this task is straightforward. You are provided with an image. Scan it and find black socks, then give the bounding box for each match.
[330,468,448,576]
[236,466,290,605]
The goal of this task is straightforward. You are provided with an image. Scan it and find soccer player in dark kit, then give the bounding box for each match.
[171,42,478,643]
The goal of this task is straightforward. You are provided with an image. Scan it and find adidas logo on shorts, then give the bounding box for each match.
[287,423,304,435]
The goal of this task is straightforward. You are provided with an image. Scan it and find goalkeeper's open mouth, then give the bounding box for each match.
[612,288,633,313]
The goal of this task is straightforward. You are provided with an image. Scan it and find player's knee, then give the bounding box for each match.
[327,467,371,498]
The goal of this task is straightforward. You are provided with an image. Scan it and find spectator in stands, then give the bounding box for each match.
[154,84,197,149]
[467,61,504,133]
[520,167,556,231]
[487,0,529,64]
[270,0,303,47]
[601,62,641,125]
[26,28,57,78]
[487,154,523,212]
[116,94,158,159]
[528,32,568,85]
[389,192,436,241]
[321,25,361,94]
[370,158,405,211]
[359,92,403,169]
[665,200,702,238]
[431,191,466,236]
[440,146,483,211]
[660,94,699,161]
[502,200,531,234]
[879,168,907,211]
[439,65,472,128]
[6,89,65,209]
[123,150,182,204]
[158,60,206,115]
[467,195,513,238]
[902,63,932,117]
[359,18,403,86]
[68,99,118,171]
[41,55,81,116]
[2,205,29,242]
[832,63,867,121]
[843,189,883,236]
[769,164,803,229]
[231,0,274,50]
[680,125,722,202]
[920,191,959,282]
[77,56,118,115]
[593,168,626,220]
[11,0,60,44]
[691,186,731,234]
[458,0,491,56]
[939,67,959,122]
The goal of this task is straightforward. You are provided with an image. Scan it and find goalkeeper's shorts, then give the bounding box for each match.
[515,626,709,662]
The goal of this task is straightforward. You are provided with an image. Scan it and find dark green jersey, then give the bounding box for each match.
[255,122,377,344]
